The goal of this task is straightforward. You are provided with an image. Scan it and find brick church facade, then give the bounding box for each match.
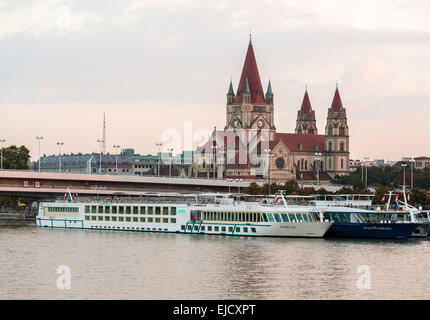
[192,38,350,183]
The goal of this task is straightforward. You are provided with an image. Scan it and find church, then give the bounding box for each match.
[192,37,350,184]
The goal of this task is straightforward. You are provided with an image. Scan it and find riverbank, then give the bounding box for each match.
[0,212,36,225]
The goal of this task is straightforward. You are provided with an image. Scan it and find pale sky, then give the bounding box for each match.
[1,0,430,162]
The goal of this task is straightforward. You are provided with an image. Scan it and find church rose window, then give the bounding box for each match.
[275,157,285,169]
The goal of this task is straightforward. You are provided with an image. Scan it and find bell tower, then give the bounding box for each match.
[324,83,350,177]
[295,88,317,134]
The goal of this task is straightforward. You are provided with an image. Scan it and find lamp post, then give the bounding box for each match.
[236,178,243,193]
[36,136,44,172]
[211,145,218,179]
[57,142,64,172]
[264,149,273,195]
[363,157,369,187]
[97,139,104,174]
[168,148,174,178]
[0,139,5,171]
[227,178,232,193]
[401,163,407,189]
[113,145,120,174]
[315,152,322,185]
[410,157,415,190]
[155,142,162,176]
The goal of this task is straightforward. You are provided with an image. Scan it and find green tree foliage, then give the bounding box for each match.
[2,145,31,169]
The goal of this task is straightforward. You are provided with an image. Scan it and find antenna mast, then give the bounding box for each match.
[102,112,107,154]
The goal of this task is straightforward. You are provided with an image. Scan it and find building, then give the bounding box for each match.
[193,37,350,183]
[37,153,132,175]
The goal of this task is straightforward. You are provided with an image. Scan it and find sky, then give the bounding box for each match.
[0,0,430,162]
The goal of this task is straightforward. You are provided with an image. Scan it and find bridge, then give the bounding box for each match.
[0,170,253,199]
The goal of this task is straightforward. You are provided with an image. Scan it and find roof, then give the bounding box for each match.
[330,87,344,112]
[299,90,313,114]
[275,133,325,152]
[234,41,266,104]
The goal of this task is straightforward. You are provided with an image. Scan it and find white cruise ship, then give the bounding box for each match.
[36,192,333,238]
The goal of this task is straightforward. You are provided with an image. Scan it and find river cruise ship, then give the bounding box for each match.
[36,192,335,238]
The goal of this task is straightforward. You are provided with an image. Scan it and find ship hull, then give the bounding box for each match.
[324,222,421,239]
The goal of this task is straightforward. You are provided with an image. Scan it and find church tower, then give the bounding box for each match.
[224,36,276,141]
[324,84,350,177]
[295,88,317,134]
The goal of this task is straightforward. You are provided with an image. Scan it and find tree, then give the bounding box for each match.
[2,145,31,169]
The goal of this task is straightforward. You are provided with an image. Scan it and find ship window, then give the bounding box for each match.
[281,213,289,222]
[273,213,281,222]
[148,207,153,215]
[296,213,303,222]
[266,213,274,222]
[112,206,117,214]
[221,226,226,232]
[171,218,176,224]
[112,217,117,221]
[261,213,268,222]
[140,217,146,223]
[126,206,131,214]
[171,207,176,215]
[91,206,97,213]
[229,227,233,232]
[85,206,90,213]
[194,226,199,231]
[133,207,138,214]
[98,206,103,213]
[105,216,111,221]
[201,226,205,231]
[208,226,212,231]
[163,218,169,223]
[251,228,256,233]
[288,213,296,222]
[181,225,185,230]
[155,218,161,223]
[105,206,110,214]
[236,227,240,233]
[119,206,124,214]
[243,227,248,233]
[163,207,169,215]
[214,226,219,232]
[126,217,131,222]
[148,217,153,223]
[85,216,90,220]
[133,217,138,222]
[140,207,146,214]
[98,216,103,221]
[187,225,192,231]
[302,213,309,222]
[156,207,161,215]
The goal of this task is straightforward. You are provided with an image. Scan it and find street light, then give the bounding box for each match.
[57,142,64,172]
[227,178,232,193]
[363,157,369,187]
[36,136,44,172]
[401,163,407,189]
[410,157,415,190]
[113,145,120,174]
[155,142,162,176]
[97,139,104,174]
[168,148,174,178]
[236,178,243,193]
[315,152,322,185]
[0,139,5,171]
[264,149,273,195]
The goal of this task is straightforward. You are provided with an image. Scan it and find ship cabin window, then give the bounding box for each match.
[281,213,289,222]
[266,213,275,222]
[171,218,176,223]
[296,213,303,222]
[133,207,138,214]
[187,225,192,231]
[221,226,226,232]
[148,207,153,215]
[85,216,90,220]
[112,217,117,221]
[140,207,146,215]
[126,217,131,222]
[156,207,161,215]
[126,206,131,214]
[98,216,103,221]
[181,225,185,230]
[105,216,111,221]
[163,218,169,223]
[171,207,176,215]
[155,218,161,223]
[98,206,104,213]
[200,225,205,231]
[273,213,281,222]
[261,213,268,222]
[208,226,212,231]
[91,216,96,221]
[133,217,138,222]
[85,206,90,213]
[112,206,117,214]
[91,206,97,214]
[235,227,240,233]
[229,227,233,232]
[140,217,146,223]
[119,206,124,214]
[251,228,256,233]
[302,213,309,222]
[105,206,110,214]
[163,207,169,215]
[214,226,219,232]
[288,213,296,222]
[194,226,199,231]
[243,227,248,233]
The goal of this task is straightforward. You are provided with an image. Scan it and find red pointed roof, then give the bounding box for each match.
[234,42,266,104]
[330,87,344,112]
[299,90,313,114]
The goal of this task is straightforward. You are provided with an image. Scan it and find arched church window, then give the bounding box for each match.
[328,141,333,152]
[339,127,345,136]
[328,127,333,136]
[301,159,304,170]
[305,160,308,170]
[340,142,344,152]
[329,158,332,169]
[341,158,344,169]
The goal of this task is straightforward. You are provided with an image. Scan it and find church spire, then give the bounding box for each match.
[227,78,235,104]
[299,89,313,114]
[295,88,317,134]
[234,38,265,104]
[330,84,344,112]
